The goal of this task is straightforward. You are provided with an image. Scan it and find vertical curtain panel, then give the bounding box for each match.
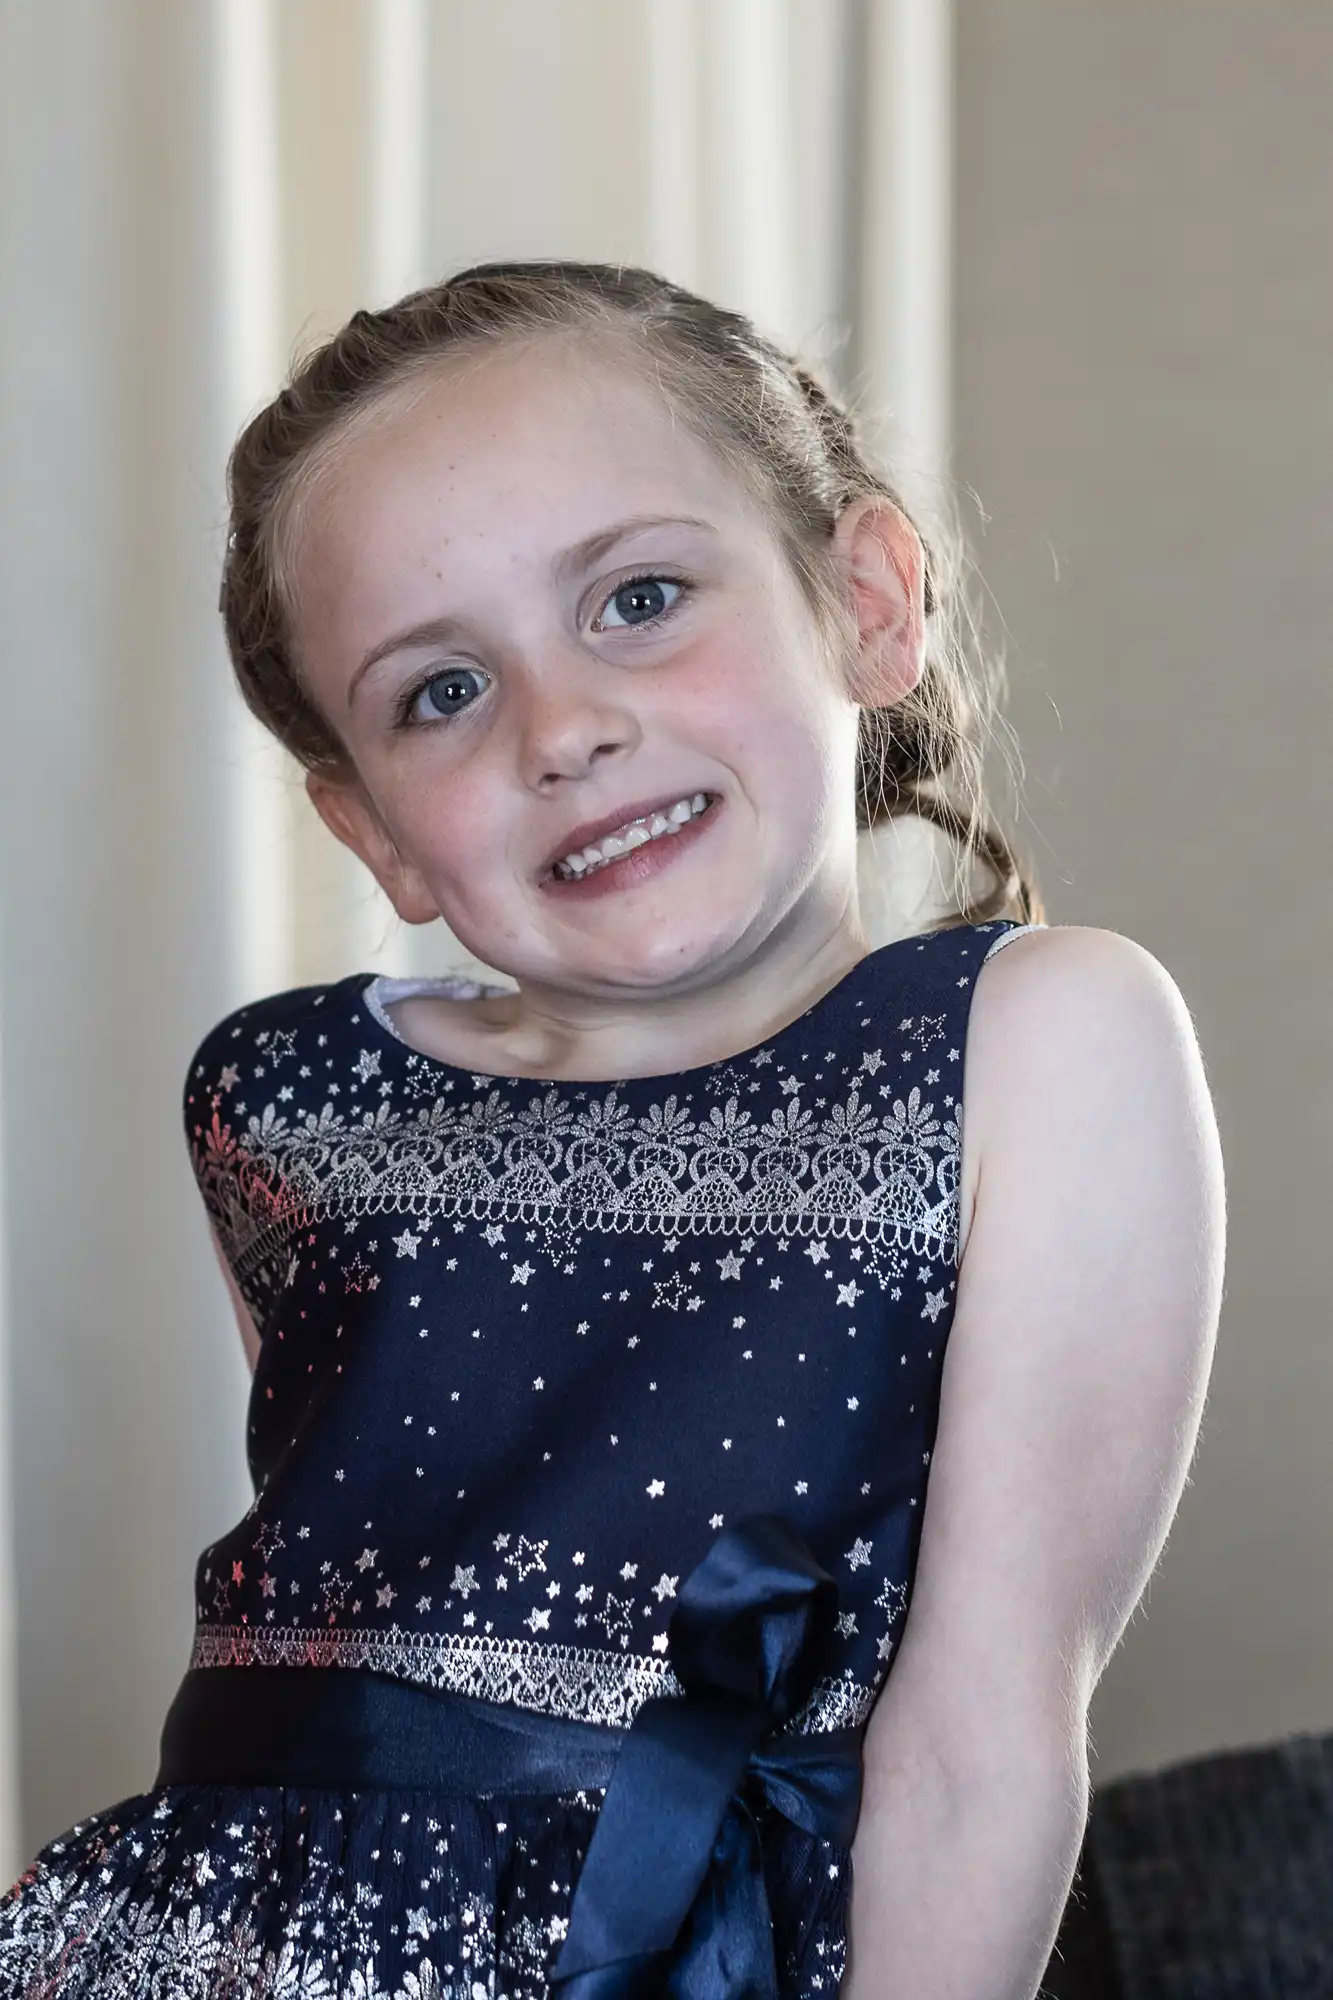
[0,0,950,1860]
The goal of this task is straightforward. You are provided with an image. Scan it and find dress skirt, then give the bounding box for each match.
[0,1778,851,1999]
[0,1518,864,1997]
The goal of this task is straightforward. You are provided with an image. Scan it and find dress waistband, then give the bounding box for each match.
[156,1661,631,1792]
[156,1515,865,1999]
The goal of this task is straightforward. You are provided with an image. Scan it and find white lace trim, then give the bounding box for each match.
[362,970,511,1046]
[200,1065,965,1295]
[189,1624,877,1735]
[195,927,1032,1301]
[981,922,1045,959]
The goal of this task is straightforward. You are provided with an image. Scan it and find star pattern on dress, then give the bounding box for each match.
[177,921,1029,1753]
[595,1593,636,1647]
[252,1519,286,1564]
[874,1577,908,1622]
[505,1535,548,1581]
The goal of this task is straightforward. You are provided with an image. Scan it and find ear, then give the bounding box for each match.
[831,496,926,708]
[305,770,441,926]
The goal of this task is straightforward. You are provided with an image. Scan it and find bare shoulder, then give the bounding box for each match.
[973,919,1192,1027]
[957,923,1206,1259]
[857,925,1225,1784]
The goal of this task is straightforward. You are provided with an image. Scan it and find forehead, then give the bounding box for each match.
[286,338,759,610]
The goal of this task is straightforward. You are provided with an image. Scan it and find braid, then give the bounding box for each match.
[784,360,939,620]
[781,354,1038,923]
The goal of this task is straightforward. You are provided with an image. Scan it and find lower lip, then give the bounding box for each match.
[542,799,720,900]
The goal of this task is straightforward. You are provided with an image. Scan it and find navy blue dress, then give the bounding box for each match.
[0,918,1035,1998]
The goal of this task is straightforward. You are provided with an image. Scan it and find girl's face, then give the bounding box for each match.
[290,338,917,1005]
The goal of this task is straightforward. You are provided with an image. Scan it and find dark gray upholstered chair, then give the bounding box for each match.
[1039,1731,1333,1999]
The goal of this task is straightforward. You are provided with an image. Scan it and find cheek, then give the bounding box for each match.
[372,761,497,886]
[670,626,841,798]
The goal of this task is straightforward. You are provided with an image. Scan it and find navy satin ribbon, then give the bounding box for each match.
[550,1513,863,2000]
[156,1515,863,2000]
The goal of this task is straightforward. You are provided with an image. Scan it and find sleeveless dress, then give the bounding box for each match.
[0,918,1037,2000]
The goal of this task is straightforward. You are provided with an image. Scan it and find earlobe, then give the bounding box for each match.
[304,770,440,926]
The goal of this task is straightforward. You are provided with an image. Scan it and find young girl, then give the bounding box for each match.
[0,261,1223,2000]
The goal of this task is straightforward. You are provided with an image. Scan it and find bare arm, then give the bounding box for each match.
[843,925,1225,2000]
[207,1220,262,1374]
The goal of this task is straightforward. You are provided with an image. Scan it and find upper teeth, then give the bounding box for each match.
[554,794,710,878]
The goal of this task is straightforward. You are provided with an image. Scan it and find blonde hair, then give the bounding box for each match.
[220,259,1042,926]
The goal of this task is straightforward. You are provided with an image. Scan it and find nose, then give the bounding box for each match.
[515,648,642,791]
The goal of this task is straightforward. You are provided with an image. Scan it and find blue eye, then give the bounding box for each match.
[390,571,688,730]
[394,664,488,730]
[597,573,684,630]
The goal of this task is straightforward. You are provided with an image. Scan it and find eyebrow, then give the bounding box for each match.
[346,512,716,709]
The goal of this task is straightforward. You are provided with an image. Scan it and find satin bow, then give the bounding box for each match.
[550,1514,865,2000]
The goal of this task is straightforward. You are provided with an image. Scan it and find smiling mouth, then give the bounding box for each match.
[549,792,715,881]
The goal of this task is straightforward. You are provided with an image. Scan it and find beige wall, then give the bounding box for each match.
[954,2,1333,1776]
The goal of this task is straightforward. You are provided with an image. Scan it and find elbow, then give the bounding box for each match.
[864,1682,1092,1821]
[860,1714,1090,1843]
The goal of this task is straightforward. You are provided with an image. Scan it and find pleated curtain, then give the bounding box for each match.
[0,0,954,1868]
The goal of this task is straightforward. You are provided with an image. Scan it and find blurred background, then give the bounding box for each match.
[0,0,1329,1880]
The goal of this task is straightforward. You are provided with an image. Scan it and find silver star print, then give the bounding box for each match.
[875,1578,908,1624]
[505,1535,549,1580]
[595,1593,635,1645]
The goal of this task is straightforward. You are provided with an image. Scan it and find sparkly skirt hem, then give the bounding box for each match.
[0,1782,850,1999]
